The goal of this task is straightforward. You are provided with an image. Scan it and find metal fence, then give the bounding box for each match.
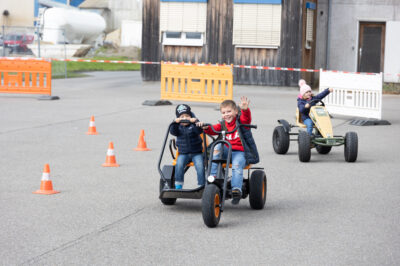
[0,25,67,78]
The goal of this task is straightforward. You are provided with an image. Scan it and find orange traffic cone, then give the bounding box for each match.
[33,164,60,195]
[102,142,120,167]
[134,129,151,151]
[86,116,98,135]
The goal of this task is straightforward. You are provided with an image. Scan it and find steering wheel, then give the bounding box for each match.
[308,98,325,107]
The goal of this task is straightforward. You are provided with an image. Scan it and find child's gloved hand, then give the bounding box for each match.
[239,96,250,110]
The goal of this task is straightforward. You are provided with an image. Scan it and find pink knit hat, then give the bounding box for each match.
[298,79,312,98]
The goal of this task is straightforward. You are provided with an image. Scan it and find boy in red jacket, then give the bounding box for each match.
[202,96,255,205]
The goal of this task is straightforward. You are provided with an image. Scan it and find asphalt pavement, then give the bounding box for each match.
[1,71,399,265]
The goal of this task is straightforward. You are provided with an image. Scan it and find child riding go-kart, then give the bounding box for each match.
[158,120,267,228]
[272,98,358,162]
[201,122,266,228]
[158,120,208,206]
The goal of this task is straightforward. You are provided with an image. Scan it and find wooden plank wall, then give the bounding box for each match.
[206,0,234,65]
[234,0,303,86]
[161,46,205,63]
[141,0,310,86]
[301,0,317,86]
[141,0,161,81]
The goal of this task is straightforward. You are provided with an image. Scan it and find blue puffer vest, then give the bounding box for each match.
[219,115,260,165]
[170,123,203,154]
[237,120,260,165]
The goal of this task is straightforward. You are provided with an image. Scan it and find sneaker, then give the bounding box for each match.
[231,188,242,205]
[175,184,182,189]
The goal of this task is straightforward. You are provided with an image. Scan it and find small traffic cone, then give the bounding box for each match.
[134,129,151,151]
[102,142,120,167]
[33,164,60,195]
[86,116,98,135]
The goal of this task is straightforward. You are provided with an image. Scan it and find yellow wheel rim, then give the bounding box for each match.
[214,193,220,218]
[262,179,265,200]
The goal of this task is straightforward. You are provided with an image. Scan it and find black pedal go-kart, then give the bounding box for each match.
[158,120,209,206]
[201,123,266,228]
[158,120,267,228]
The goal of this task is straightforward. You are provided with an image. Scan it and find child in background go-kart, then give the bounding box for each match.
[201,96,259,205]
[170,104,205,189]
[297,79,333,135]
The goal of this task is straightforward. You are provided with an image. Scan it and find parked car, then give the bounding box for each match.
[3,34,34,53]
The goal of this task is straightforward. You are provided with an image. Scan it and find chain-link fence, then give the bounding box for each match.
[1,25,67,78]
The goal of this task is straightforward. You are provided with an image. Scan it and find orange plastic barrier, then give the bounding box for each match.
[161,62,233,103]
[0,58,52,95]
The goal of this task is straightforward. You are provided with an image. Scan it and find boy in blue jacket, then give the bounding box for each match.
[170,104,205,189]
[297,79,333,135]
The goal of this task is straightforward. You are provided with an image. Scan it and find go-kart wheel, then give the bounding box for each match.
[298,131,311,162]
[272,126,290,154]
[202,184,221,228]
[249,170,267,210]
[344,132,358,162]
[159,179,177,205]
[316,145,332,154]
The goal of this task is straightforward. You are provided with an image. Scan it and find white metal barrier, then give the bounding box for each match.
[319,69,383,119]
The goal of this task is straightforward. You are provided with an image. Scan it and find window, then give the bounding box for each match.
[162,31,204,46]
[233,0,282,48]
[160,0,207,46]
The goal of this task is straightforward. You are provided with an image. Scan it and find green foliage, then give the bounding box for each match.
[383,83,400,94]
[51,56,141,78]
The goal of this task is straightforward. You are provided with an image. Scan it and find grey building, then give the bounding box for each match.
[316,0,400,83]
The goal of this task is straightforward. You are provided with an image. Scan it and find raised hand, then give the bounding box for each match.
[239,96,250,110]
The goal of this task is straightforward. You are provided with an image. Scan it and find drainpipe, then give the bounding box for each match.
[325,0,331,70]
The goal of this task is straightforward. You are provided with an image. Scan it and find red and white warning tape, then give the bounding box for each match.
[1,56,399,77]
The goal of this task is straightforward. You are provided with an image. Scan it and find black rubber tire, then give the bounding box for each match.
[298,131,311,162]
[202,184,222,228]
[344,132,358,162]
[272,126,290,154]
[316,145,332,154]
[159,179,177,205]
[249,170,267,210]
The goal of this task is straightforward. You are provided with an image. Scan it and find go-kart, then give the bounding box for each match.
[158,120,209,205]
[158,120,267,228]
[201,123,266,228]
[272,99,358,162]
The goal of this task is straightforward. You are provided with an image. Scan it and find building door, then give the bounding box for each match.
[358,22,385,73]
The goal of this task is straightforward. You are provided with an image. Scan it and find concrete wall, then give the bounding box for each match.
[108,0,141,31]
[384,21,400,82]
[0,0,34,27]
[317,0,400,75]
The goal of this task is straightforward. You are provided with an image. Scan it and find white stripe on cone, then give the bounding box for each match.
[107,149,115,156]
[41,172,50,181]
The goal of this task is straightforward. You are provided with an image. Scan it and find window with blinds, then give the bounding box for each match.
[233,1,282,48]
[160,1,207,46]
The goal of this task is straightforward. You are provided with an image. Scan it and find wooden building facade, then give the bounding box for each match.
[142,0,318,86]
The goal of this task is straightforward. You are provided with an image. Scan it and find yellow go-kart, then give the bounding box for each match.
[272,99,358,162]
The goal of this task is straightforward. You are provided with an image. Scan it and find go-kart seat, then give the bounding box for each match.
[222,163,251,170]
[296,108,316,129]
[296,108,307,128]
[172,134,210,167]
